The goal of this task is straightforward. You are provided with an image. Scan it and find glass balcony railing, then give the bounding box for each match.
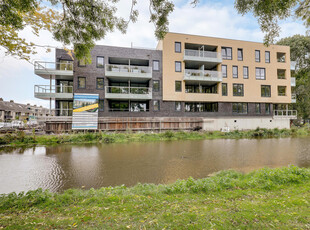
[184,69,222,82]
[105,64,152,79]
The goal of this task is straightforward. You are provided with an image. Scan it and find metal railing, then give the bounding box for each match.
[105,86,152,95]
[273,110,297,118]
[184,49,221,59]
[184,69,222,80]
[291,77,296,86]
[34,85,73,94]
[53,109,73,117]
[34,61,73,71]
[105,64,151,74]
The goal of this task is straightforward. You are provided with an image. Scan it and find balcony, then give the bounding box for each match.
[105,86,152,100]
[34,61,73,79]
[273,110,297,119]
[184,69,222,84]
[292,93,296,103]
[34,85,73,100]
[184,49,222,63]
[105,64,152,81]
[291,77,296,87]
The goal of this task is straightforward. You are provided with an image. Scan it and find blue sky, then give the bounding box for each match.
[0,0,307,108]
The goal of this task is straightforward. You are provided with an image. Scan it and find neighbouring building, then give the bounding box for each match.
[0,98,50,122]
[33,32,297,131]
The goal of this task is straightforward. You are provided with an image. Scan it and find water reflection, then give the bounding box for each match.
[0,137,309,194]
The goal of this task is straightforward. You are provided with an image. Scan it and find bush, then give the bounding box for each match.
[162,131,174,139]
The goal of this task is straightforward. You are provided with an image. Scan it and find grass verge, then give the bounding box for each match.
[1,126,310,147]
[0,166,309,229]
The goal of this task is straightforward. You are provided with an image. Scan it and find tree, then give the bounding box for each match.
[234,0,310,45]
[277,35,310,119]
[0,0,174,62]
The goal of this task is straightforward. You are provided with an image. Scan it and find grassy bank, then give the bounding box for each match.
[0,166,309,229]
[1,126,310,147]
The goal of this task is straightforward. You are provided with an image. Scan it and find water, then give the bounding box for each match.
[0,137,310,194]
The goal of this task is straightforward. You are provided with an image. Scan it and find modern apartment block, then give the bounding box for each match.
[33,32,296,131]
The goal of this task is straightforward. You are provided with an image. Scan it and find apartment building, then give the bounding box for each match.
[0,98,50,121]
[33,32,296,130]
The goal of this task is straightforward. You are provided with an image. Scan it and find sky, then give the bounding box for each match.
[0,0,307,108]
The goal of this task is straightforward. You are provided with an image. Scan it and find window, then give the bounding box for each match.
[153,100,160,111]
[222,65,227,78]
[277,52,286,62]
[78,58,86,67]
[78,77,86,88]
[175,42,181,53]
[256,68,266,80]
[109,101,129,112]
[153,80,160,92]
[255,50,260,62]
[277,69,286,79]
[255,103,261,114]
[130,102,148,112]
[96,56,104,68]
[237,48,243,61]
[243,66,249,79]
[232,103,248,114]
[153,60,159,71]
[175,81,182,92]
[185,102,218,112]
[265,103,270,114]
[175,102,181,111]
[96,78,104,89]
[221,47,232,60]
[222,83,227,96]
[278,86,286,96]
[265,51,270,63]
[175,61,182,72]
[233,84,244,96]
[99,100,104,111]
[233,66,238,78]
[261,85,271,97]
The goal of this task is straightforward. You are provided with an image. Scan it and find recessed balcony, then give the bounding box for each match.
[34,61,73,79]
[34,85,73,100]
[184,69,222,84]
[184,49,222,63]
[105,86,152,100]
[105,64,152,81]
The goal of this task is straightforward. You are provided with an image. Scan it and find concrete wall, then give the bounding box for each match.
[203,117,290,131]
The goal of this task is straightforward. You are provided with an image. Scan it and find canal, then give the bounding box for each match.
[0,137,310,194]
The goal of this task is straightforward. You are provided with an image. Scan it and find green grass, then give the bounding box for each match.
[1,126,310,147]
[0,166,309,229]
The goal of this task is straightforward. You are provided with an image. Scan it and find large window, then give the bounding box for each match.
[109,101,129,112]
[261,85,271,97]
[175,81,182,92]
[233,66,238,78]
[78,58,86,67]
[233,83,244,96]
[175,102,181,111]
[222,65,227,78]
[277,52,286,62]
[256,67,266,80]
[255,50,260,62]
[78,77,86,89]
[185,84,217,94]
[185,102,218,112]
[175,61,182,72]
[153,100,160,111]
[232,103,248,114]
[278,86,286,96]
[175,42,181,53]
[153,60,159,71]
[221,47,232,60]
[255,103,261,114]
[265,51,270,63]
[243,66,249,79]
[238,48,243,61]
[222,83,227,96]
[265,103,270,114]
[96,56,104,68]
[277,69,286,79]
[96,78,104,89]
[153,80,160,92]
